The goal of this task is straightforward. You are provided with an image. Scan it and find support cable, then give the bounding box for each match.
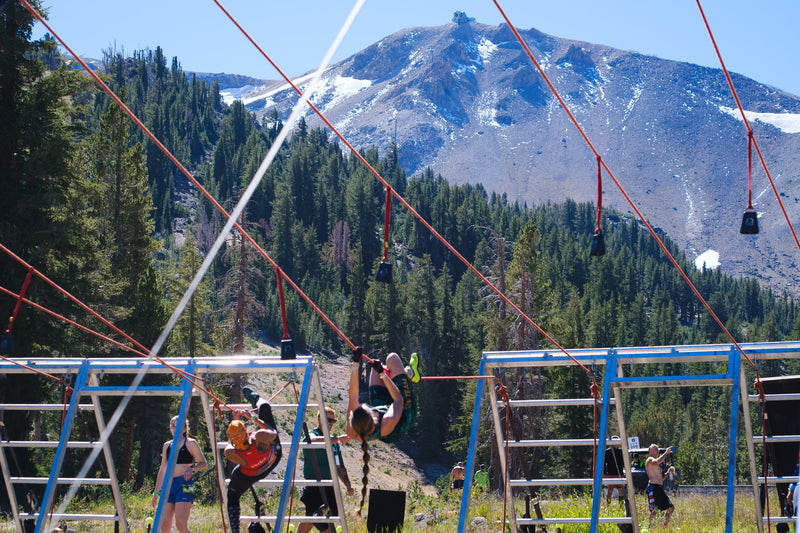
[17,0,360,360]
[213,0,594,381]
[695,0,800,254]
[492,0,760,376]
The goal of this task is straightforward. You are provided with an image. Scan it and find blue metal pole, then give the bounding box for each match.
[35,361,89,533]
[725,347,741,533]
[274,357,315,532]
[590,354,614,532]
[458,356,488,533]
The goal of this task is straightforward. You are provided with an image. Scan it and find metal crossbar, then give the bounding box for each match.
[458,341,800,533]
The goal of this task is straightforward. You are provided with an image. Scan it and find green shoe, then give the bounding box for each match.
[406,352,421,383]
[242,386,260,409]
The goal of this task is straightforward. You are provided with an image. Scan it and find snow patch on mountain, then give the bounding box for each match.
[719,106,800,133]
[695,250,720,270]
[308,75,372,113]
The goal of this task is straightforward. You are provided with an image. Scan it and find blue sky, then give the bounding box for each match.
[33,0,800,96]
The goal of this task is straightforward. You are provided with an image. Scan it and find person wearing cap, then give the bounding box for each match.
[474,464,490,493]
[298,407,354,533]
[224,402,282,533]
[450,462,466,490]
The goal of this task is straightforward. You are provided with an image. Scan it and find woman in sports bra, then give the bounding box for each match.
[346,348,420,516]
[152,415,208,532]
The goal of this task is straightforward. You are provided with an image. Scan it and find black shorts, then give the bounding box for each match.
[647,483,673,511]
[452,479,464,489]
[300,485,338,531]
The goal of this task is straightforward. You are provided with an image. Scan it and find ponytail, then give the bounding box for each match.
[357,438,370,517]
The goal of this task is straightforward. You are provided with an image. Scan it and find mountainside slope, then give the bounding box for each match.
[220,19,800,294]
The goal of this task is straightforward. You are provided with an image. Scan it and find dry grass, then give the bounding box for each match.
[0,489,772,532]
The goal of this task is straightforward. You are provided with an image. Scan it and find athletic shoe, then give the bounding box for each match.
[406,352,421,383]
[243,386,260,409]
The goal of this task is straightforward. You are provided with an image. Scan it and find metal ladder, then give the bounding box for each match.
[458,341,800,533]
[0,355,349,533]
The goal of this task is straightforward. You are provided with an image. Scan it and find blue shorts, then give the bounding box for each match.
[167,476,195,504]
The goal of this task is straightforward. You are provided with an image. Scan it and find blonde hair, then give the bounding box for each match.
[170,415,188,437]
[227,420,248,450]
[350,405,375,516]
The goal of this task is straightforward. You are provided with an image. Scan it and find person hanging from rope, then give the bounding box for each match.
[346,347,420,516]
[152,415,208,533]
[224,397,282,533]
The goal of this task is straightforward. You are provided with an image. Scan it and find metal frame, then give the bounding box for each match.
[0,355,349,533]
[458,341,800,533]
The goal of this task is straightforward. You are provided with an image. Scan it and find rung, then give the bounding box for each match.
[19,512,119,521]
[751,435,800,443]
[225,478,335,487]
[505,398,613,407]
[510,478,596,487]
[0,403,96,410]
[11,477,111,485]
[506,438,599,447]
[240,515,341,524]
[757,476,800,483]
[519,517,634,525]
[0,441,102,449]
[510,477,626,486]
[748,393,800,401]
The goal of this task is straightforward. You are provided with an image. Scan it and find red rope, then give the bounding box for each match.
[382,187,392,262]
[0,284,148,357]
[595,156,603,233]
[6,266,33,333]
[492,0,761,375]
[17,0,357,356]
[276,271,290,339]
[0,352,69,386]
[755,378,772,532]
[419,374,497,381]
[747,131,754,210]
[694,0,800,254]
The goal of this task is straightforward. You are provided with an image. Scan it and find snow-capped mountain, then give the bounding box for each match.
[219,18,800,294]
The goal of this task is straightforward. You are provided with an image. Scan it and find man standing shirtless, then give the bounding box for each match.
[645,444,675,527]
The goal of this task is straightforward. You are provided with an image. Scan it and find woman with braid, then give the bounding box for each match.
[345,347,420,515]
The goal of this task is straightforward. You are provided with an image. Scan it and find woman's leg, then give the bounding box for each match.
[384,352,405,378]
[160,502,176,532]
[174,501,193,533]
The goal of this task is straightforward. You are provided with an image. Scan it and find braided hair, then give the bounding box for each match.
[351,404,375,517]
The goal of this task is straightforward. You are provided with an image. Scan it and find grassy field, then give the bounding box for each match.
[0,487,772,532]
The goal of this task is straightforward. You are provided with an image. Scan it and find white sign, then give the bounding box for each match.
[628,436,640,450]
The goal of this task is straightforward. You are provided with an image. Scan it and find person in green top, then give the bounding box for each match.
[474,464,490,493]
[298,406,354,533]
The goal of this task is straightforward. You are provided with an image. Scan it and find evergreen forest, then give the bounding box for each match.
[2,2,800,508]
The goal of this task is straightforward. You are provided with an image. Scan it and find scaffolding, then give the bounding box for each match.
[0,355,348,533]
[458,340,800,533]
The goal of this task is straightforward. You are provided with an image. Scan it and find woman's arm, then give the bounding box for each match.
[151,442,169,507]
[184,438,208,478]
[224,445,246,466]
